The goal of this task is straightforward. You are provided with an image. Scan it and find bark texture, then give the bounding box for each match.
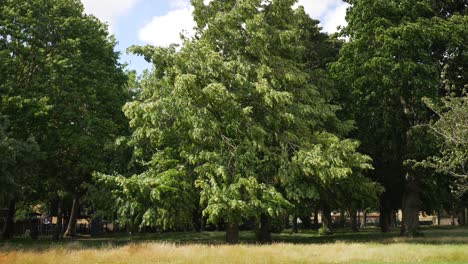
[339,209,346,227]
[1,200,16,239]
[361,211,367,228]
[380,196,392,233]
[313,210,319,228]
[52,200,63,241]
[225,221,239,244]
[292,214,298,233]
[322,205,333,232]
[64,196,80,237]
[401,177,421,236]
[350,209,359,232]
[255,214,272,244]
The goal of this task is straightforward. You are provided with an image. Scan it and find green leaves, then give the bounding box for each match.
[1,0,128,209]
[0,115,42,205]
[333,0,468,213]
[422,94,468,194]
[113,0,376,231]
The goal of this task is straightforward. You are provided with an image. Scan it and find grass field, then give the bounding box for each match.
[1,226,467,263]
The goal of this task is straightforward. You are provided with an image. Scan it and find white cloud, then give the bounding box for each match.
[81,0,139,32]
[296,0,336,18]
[139,3,195,47]
[138,0,213,47]
[320,3,348,33]
[296,0,349,33]
[138,0,348,47]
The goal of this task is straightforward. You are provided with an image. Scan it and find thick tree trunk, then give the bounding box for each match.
[464,208,468,225]
[301,212,312,229]
[339,209,346,228]
[90,217,103,237]
[350,209,359,232]
[225,221,239,244]
[401,177,421,236]
[1,200,16,240]
[292,214,298,233]
[391,211,397,228]
[380,196,392,233]
[64,196,80,237]
[361,211,367,228]
[52,200,63,241]
[322,205,333,232]
[192,206,204,232]
[200,216,205,232]
[255,214,272,244]
[30,216,39,240]
[313,210,319,228]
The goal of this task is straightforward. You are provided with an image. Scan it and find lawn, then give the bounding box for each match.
[1,226,467,263]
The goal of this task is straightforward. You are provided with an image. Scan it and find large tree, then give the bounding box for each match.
[0,116,42,239]
[422,93,467,194]
[0,0,128,239]
[104,0,373,244]
[332,0,467,235]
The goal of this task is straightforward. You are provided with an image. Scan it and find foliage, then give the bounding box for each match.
[317,226,333,236]
[99,0,374,234]
[0,0,129,207]
[0,116,41,205]
[332,0,468,224]
[421,94,468,194]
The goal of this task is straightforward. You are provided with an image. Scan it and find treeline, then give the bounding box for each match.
[0,0,467,244]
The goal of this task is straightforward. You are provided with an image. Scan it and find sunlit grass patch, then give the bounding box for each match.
[1,226,467,263]
[1,242,467,264]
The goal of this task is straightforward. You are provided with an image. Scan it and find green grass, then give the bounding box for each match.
[0,226,467,263]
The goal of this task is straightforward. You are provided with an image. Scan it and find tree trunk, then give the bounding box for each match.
[52,200,63,241]
[64,195,80,237]
[313,210,319,228]
[361,211,367,228]
[255,214,272,244]
[200,216,205,232]
[292,214,298,233]
[225,221,239,244]
[1,200,16,240]
[464,208,468,225]
[401,177,421,236]
[350,209,359,232]
[301,212,312,229]
[339,209,346,227]
[437,211,441,225]
[90,217,102,237]
[391,211,397,228]
[380,196,392,233]
[364,211,368,227]
[322,205,333,232]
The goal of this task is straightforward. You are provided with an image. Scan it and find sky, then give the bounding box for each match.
[81,0,349,73]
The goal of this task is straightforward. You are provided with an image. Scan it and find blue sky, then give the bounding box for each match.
[81,0,349,73]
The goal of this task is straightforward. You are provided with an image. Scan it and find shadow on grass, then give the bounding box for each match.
[0,226,466,252]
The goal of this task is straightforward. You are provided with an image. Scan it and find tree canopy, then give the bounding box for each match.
[332,0,467,234]
[0,0,129,238]
[98,0,376,243]
[1,0,466,243]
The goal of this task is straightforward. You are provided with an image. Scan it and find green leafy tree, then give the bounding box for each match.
[106,0,373,244]
[332,0,467,235]
[0,0,128,239]
[422,94,467,194]
[0,116,42,239]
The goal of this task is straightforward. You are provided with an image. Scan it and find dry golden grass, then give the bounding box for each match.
[1,242,467,264]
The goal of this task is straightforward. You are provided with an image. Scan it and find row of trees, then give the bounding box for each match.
[0,0,129,239]
[1,0,466,243]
